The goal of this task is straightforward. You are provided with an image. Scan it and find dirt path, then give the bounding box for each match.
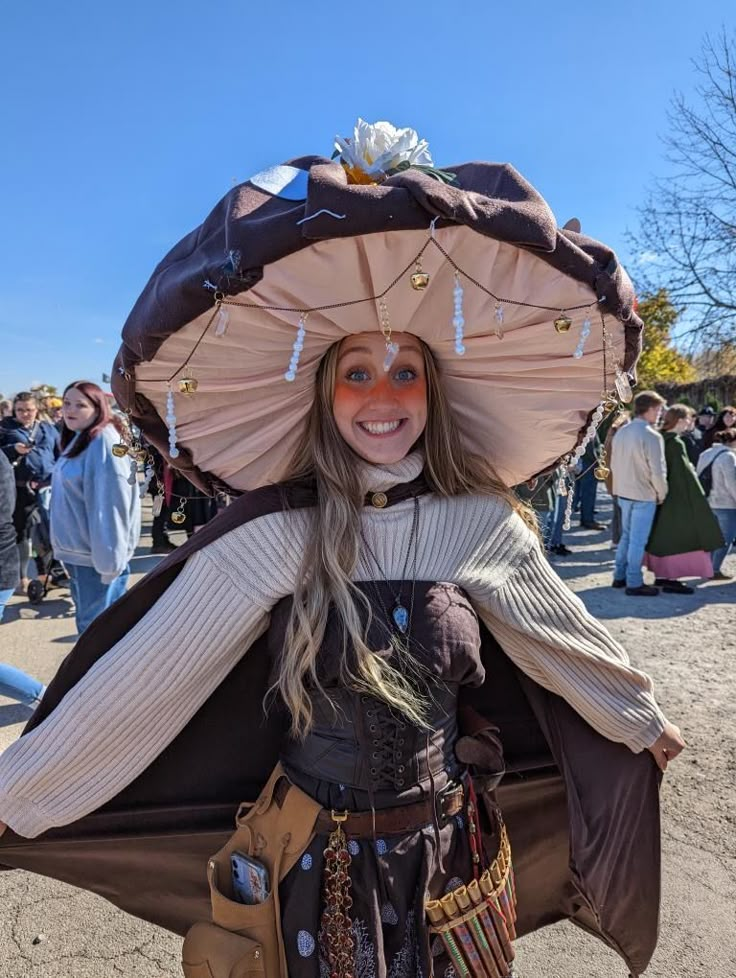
[1,497,734,977]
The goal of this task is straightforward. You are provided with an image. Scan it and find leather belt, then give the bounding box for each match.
[313,782,465,838]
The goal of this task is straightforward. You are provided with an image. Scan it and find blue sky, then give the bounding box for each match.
[0,0,731,395]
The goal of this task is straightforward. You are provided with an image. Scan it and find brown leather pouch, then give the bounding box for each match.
[182,922,265,978]
[181,764,322,978]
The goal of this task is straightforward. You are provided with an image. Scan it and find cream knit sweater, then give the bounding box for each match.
[0,453,667,838]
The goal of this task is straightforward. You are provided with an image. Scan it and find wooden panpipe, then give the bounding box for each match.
[425,826,516,978]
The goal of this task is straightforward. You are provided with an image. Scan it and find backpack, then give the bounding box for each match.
[698,449,728,497]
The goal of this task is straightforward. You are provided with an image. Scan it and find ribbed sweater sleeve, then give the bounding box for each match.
[468,515,667,753]
[0,548,271,838]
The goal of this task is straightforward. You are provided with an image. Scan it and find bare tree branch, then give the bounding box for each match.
[628,29,736,349]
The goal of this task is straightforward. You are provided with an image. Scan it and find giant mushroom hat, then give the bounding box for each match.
[113,119,640,495]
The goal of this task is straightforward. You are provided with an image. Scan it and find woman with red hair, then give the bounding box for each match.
[51,381,140,633]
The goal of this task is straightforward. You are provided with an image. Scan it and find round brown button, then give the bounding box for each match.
[371,491,388,508]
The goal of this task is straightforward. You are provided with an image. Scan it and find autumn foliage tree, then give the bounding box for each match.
[635,290,695,388]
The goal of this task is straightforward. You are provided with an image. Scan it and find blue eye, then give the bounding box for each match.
[346,368,370,382]
[395,367,417,382]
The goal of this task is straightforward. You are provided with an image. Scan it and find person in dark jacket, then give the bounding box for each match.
[645,405,724,592]
[0,452,19,619]
[680,407,704,466]
[0,393,60,592]
[682,404,716,466]
[0,452,47,702]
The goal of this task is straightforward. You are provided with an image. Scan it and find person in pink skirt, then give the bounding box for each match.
[644,404,724,593]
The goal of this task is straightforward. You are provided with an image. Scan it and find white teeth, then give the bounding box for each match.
[360,420,402,435]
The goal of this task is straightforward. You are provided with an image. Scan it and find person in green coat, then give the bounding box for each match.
[645,405,724,593]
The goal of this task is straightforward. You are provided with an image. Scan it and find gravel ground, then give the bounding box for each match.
[1,496,734,977]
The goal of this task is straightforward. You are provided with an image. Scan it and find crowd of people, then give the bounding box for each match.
[0,383,225,707]
[531,393,736,597]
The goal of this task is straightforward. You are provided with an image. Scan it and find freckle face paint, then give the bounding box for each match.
[332,355,428,464]
[333,374,427,417]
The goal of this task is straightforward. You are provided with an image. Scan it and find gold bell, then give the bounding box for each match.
[178,375,199,394]
[170,510,186,525]
[112,443,129,458]
[554,314,572,333]
[594,464,611,481]
[132,447,148,463]
[410,255,429,291]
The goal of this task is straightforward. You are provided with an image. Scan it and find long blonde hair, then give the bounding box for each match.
[279,338,536,737]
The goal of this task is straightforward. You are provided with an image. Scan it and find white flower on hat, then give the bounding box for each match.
[335,119,433,184]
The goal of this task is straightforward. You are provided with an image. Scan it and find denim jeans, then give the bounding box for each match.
[0,662,45,707]
[67,564,130,635]
[711,508,736,573]
[614,498,658,588]
[573,466,599,525]
[0,587,14,623]
[545,494,566,548]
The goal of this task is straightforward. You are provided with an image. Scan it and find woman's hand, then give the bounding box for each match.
[14,443,31,455]
[647,722,686,771]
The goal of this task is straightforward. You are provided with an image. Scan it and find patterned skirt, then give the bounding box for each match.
[280,778,473,978]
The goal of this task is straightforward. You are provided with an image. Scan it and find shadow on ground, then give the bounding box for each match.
[547,495,735,620]
[0,703,34,729]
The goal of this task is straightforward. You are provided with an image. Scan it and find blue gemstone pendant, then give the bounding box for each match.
[392,603,409,634]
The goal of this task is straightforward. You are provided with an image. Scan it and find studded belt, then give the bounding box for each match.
[313,780,465,837]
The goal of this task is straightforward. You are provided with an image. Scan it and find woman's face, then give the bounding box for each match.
[333,331,428,465]
[62,387,97,432]
[722,409,735,428]
[14,399,37,427]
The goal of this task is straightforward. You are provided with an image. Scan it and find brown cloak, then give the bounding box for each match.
[0,479,660,976]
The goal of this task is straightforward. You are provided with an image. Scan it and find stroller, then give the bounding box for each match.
[25,494,69,604]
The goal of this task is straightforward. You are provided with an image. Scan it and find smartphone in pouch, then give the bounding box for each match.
[231,851,270,905]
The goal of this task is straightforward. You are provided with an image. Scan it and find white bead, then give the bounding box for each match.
[451,273,466,354]
[285,315,307,381]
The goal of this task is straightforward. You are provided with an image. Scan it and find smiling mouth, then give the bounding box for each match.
[357,419,406,436]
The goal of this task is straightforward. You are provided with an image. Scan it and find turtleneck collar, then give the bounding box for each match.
[358,451,424,493]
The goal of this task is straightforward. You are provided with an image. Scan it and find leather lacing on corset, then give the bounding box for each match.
[359,696,447,878]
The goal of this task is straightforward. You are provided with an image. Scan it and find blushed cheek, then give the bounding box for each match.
[332,384,365,430]
[398,383,428,418]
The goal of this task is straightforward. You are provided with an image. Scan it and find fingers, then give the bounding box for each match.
[665,740,685,762]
